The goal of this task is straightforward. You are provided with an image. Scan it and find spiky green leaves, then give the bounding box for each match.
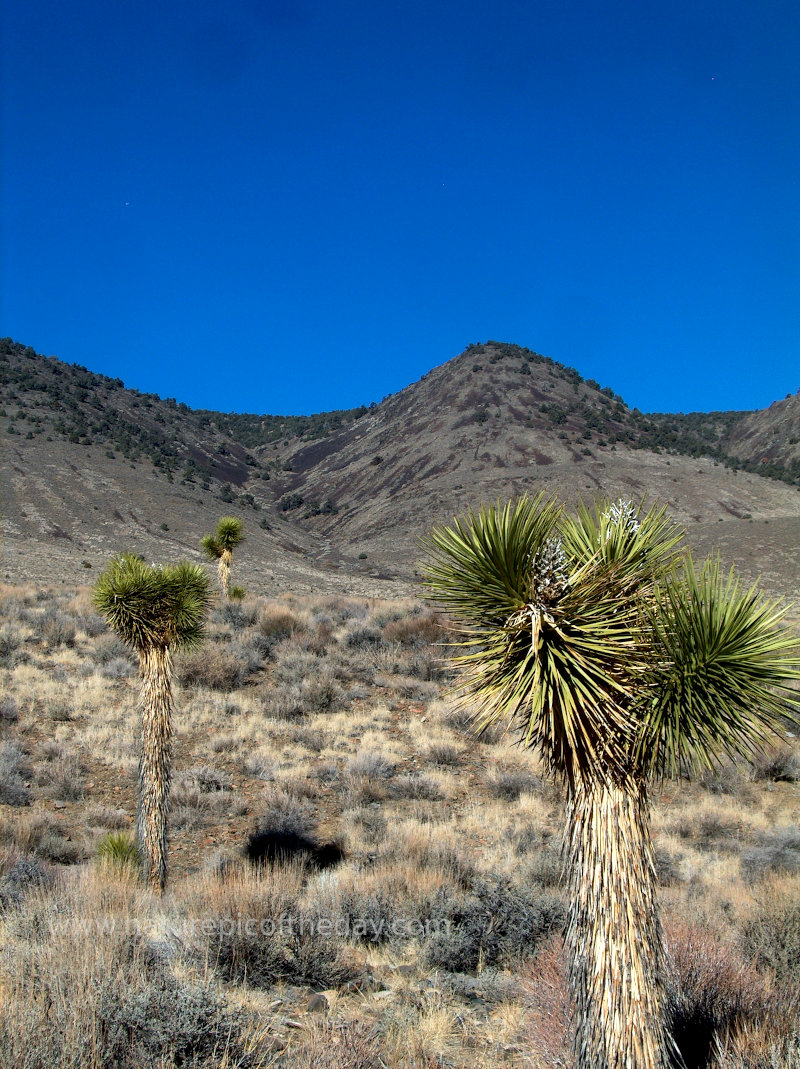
[638,556,800,779]
[422,493,563,626]
[422,495,679,785]
[93,554,211,652]
[201,516,244,560]
[422,495,800,788]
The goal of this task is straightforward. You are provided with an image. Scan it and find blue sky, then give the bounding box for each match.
[2,1,798,415]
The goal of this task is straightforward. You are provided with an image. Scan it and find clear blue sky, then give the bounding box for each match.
[2,1,798,416]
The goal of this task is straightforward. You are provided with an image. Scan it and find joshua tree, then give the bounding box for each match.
[94,555,211,892]
[422,494,799,1069]
[201,516,244,599]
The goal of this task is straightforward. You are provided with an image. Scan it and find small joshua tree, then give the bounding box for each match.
[94,555,211,892]
[423,493,800,1069]
[201,516,244,599]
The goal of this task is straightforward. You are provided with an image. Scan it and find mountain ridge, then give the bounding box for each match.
[2,338,799,605]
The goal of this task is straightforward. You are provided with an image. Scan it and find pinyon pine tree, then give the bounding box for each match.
[201,516,244,599]
[422,494,800,1069]
[94,555,211,892]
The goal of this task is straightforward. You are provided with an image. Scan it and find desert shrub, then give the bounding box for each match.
[175,647,249,691]
[85,805,129,830]
[0,899,264,1069]
[0,855,53,910]
[258,605,304,642]
[261,685,306,720]
[740,827,800,880]
[666,922,783,1069]
[212,599,257,631]
[486,766,543,800]
[423,875,565,973]
[98,656,137,679]
[12,813,86,864]
[93,634,134,666]
[195,868,357,989]
[382,611,446,647]
[37,611,77,649]
[345,626,385,649]
[247,786,317,840]
[346,749,396,780]
[739,892,800,985]
[0,627,22,666]
[42,755,86,801]
[0,741,32,806]
[96,831,139,873]
[0,697,19,723]
[281,1020,386,1069]
[752,748,800,783]
[390,774,444,801]
[302,671,342,713]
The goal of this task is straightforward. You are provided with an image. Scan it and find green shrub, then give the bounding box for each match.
[96,831,140,873]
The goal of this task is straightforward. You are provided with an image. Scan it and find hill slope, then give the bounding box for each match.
[2,338,800,600]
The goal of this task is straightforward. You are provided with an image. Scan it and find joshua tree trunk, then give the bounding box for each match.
[137,645,174,892]
[218,551,232,599]
[564,778,672,1069]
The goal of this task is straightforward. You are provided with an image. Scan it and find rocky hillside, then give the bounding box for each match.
[2,338,800,601]
[724,391,800,478]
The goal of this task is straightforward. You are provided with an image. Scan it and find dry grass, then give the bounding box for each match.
[0,584,798,1067]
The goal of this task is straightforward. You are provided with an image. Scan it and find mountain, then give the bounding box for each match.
[2,338,800,605]
[724,391,800,477]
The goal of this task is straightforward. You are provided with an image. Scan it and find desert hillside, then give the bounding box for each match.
[2,338,800,604]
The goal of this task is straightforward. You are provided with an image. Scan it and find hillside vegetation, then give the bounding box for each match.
[3,338,799,487]
[1,582,798,1067]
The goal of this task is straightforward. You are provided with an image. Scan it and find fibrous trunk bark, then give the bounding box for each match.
[138,645,173,893]
[564,778,673,1069]
[218,551,231,599]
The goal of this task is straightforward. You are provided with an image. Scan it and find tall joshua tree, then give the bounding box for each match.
[94,555,211,892]
[201,516,244,599]
[422,494,800,1069]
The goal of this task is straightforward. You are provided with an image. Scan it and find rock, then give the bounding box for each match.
[306,993,329,1014]
[344,972,386,994]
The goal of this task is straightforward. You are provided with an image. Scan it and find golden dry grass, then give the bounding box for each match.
[1,584,799,1067]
